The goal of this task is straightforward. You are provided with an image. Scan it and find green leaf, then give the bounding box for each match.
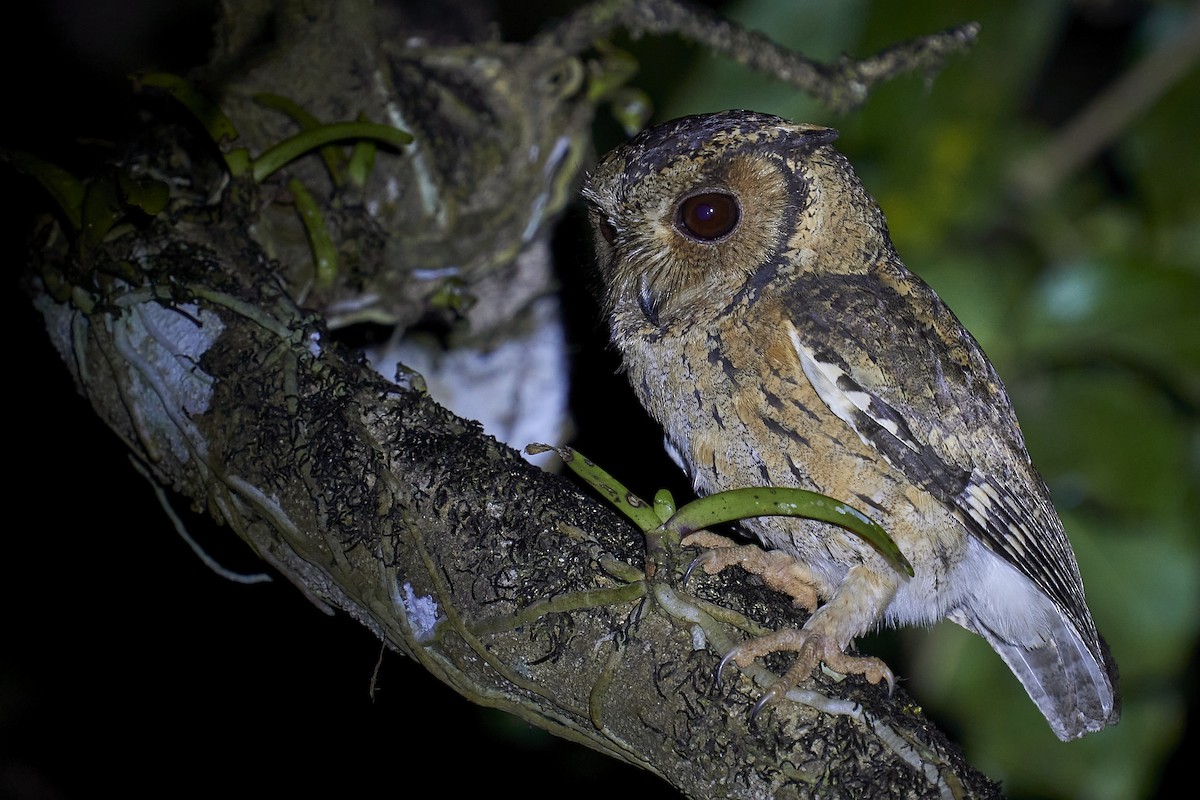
[653,489,676,524]
[525,444,663,533]
[528,444,912,578]
[224,148,251,178]
[287,177,338,289]
[587,41,639,102]
[132,72,240,144]
[255,92,347,185]
[346,115,379,187]
[667,486,913,577]
[251,121,413,184]
[79,169,128,253]
[1,148,85,230]
[116,170,170,216]
[608,87,653,137]
[427,277,476,314]
[253,92,323,129]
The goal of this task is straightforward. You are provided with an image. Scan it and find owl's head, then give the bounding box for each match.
[583,110,890,330]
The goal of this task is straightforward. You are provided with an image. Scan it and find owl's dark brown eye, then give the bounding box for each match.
[599,218,618,245]
[677,192,739,241]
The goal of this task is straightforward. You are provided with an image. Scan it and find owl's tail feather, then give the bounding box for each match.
[958,613,1120,741]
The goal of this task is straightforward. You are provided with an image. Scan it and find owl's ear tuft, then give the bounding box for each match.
[790,124,839,149]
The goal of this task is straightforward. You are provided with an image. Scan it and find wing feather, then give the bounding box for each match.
[782,264,1099,649]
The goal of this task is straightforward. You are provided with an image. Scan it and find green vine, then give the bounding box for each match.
[525,443,913,578]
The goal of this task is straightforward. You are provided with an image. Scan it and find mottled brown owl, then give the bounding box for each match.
[582,109,1119,741]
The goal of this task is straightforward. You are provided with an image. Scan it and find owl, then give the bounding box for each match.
[582,110,1119,741]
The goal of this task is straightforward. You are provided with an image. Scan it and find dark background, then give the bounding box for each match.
[3,1,1196,798]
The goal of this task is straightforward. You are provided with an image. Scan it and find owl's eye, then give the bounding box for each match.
[599,218,618,245]
[676,192,740,241]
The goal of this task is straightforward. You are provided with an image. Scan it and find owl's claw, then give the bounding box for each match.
[682,530,736,584]
[717,629,896,712]
[715,646,740,689]
[717,648,780,721]
[749,686,784,722]
[682,553,708,584]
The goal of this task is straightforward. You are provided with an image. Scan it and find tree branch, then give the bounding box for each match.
[22,2,998,797]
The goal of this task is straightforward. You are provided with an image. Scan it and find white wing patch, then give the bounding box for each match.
[788,322,913,450]
[790,324,869,432]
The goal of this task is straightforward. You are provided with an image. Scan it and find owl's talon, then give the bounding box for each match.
[682,552,712,583]
[682,531,733,583]
[716,647,740,689]
[749,685,783,721]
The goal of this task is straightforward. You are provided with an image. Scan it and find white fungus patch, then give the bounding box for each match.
[115,302,224,464]
[35,294,225,468]
[394,580,442,642]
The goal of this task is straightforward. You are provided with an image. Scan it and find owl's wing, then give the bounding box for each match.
[780,263,1097,646]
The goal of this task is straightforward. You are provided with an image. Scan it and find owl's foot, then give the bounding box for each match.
[682,531,821,612]
[682,533,894,713]
[719,629,896,716]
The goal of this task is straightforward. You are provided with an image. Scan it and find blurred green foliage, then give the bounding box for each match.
[615,1,1199,798]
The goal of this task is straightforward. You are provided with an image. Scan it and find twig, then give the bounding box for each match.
[1013,4,1200,198]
